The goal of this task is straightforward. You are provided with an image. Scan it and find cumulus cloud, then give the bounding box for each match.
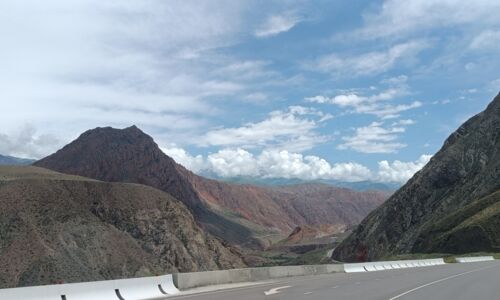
[255,13,301,38]
[338,122,409,154]
[197,106,330,151]
[160,146,431,183]
[308,41,429,76]
[377,154,432,183]
[0,125,60,158]
[161,146,206,173]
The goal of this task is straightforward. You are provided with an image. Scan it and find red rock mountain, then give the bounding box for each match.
[0,166,245,288]
[35,126,388,248]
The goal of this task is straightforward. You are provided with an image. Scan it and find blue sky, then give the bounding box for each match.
[1,0,499,183]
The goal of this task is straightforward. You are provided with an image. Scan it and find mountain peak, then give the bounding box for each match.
[333,94,500,262]
[35,125,175,187]
[81,125,149,138]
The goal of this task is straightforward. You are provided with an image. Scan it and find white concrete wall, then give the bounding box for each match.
[344,258,445,273]
[172,264,344,290]
[456,256,494,263]
[0,274,178,300]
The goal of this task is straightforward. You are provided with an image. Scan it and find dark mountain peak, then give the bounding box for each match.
[79,125,153,143]
[35,125,178,187]
[122,124,147,135]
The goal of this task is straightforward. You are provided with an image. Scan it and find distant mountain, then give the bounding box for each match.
[0,154,35,165]
[208,175,399,192]
[0,166,244,288]
[333,93,500,262]
[35,126,389,250]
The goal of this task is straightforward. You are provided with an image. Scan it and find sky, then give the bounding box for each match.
[1,0,499,183]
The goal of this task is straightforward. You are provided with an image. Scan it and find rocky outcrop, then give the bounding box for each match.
[333,93,500,262]
[0,166,245,288]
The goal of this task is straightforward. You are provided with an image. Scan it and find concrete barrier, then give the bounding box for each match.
[343,258,445,273]
[172,264,344,290]
[0,257,450,296]
[343,263,367,273]
[456,256,495,263]
[0,274,179,300]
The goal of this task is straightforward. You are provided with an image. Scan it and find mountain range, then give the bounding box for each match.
[34,126,389,250]
[333,93,500,262]
[207,175,399,192]
[0,154,35,166]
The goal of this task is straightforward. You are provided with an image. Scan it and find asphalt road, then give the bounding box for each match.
[169,261,500,300]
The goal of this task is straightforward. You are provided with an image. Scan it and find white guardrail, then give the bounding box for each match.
[456,256,495,263]
[0,274,179,300]
[2,256,495,298]
[344,258,446,273]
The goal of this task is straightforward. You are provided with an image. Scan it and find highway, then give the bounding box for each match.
[169,261,500,300]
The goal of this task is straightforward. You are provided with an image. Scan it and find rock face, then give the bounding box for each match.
[35,126,388,249]
[0,166,245,288]
[333,93,500,262]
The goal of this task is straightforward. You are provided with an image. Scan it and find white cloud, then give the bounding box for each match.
[306,76,421,119]
[338,122,409,154]
[308,40,429,76]
[377,154,432,183]
[393,119,416,126]
[197,106,329,151]
[243,92,269,103]
[0,125,60,159]
[207,148,260,177]
[470,30,500,50]
[365,101,422,119]
[0,0,268,153]
[160,145,431,183]
[355,0,500,39]
[160,145,206,173]
[255,14,301,38]
[213,60,278,81]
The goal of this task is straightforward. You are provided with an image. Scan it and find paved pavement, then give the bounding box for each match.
[169,261,500,300]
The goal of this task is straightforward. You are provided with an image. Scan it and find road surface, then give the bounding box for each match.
[170,261,500,300]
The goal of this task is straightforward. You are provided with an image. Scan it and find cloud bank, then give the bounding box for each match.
[162,146,431,184]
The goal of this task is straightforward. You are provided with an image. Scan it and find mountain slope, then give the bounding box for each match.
[413,188,500,253]
[0,166,244,288]
[333,93,500,262]
[204,175,398,192]
[35,126,388,249]
[0,154,35,165]
[34,126,260,247]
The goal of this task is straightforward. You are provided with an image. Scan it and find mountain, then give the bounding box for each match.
[206,175,399,192]
[35,126,389,250]
[35,125,261,248]
[0,154,35,165]
[333,93,500,262]
[0,166,244,288]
